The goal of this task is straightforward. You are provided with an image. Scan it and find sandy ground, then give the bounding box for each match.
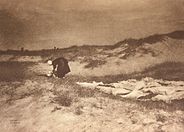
[0,36,184,131]
[0,75,184,132]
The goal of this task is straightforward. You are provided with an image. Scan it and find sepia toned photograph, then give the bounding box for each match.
[0,0,184,131]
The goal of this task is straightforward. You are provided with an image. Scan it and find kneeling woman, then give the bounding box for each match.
[48,57,70,78]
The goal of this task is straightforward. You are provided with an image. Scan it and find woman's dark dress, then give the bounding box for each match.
[52,57,70,78]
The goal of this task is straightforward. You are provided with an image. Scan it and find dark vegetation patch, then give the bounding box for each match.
[137,99,184,111]
[0,61,35,81]
[84,59,107,69]
[137,47,159,57]
[89,62,184,83]
[52,91,73,107]
[49,76,102,98]
[139,62,184,81]
[75,86,96,98]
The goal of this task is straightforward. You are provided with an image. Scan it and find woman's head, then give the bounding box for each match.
[47,60,52,65]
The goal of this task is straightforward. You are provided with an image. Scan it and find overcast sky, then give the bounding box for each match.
[0,0,184,50]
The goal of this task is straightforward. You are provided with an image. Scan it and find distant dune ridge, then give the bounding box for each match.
[66,31,184,77]
[0,30,184,79]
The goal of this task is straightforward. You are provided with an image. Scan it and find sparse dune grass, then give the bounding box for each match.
[0,30,184,131]
[0,62,184,132]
